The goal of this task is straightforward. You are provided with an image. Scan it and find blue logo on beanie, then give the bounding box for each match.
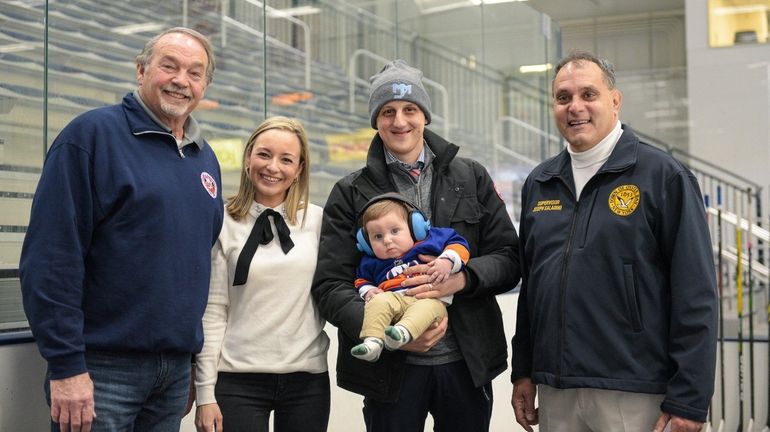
[392,83,412,99]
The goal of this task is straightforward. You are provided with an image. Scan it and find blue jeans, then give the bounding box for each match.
[46,350,192,432]
[215,371,330,432]
[363,360,493,432]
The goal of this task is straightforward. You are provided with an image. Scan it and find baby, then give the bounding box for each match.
[351,193,469,362]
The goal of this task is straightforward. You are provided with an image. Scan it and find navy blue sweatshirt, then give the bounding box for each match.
[20,93,224,379]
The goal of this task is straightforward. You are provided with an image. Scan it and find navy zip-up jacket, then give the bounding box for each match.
[20,93,224,379]
[511,125,717,422]
[356,227,469,293]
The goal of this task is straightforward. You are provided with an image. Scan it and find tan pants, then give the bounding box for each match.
[538,385,666,432]
[360,291,447,340]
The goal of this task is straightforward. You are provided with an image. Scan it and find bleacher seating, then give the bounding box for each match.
[0,0,532,266]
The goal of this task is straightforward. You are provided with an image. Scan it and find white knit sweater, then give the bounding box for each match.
[195,202,329,405]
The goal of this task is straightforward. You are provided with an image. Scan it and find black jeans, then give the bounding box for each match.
[363,360,493,432]
[215,371,330,432]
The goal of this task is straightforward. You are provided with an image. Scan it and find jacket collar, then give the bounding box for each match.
[536,123,639,182]
[122,92,204,149]
[363,128,459,188]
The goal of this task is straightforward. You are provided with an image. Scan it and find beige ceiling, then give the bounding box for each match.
[411,0,686,23]
[512,0,684,23]
[349,0,686,74]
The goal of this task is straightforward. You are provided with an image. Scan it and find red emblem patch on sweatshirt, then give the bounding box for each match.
[201,172,218,198]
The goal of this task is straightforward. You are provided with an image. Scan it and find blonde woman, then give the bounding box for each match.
[195,117,329,432]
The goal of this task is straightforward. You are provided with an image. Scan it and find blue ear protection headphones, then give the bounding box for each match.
[356,192,431,257]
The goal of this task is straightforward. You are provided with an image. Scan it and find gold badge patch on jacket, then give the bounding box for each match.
[608,185,640,216]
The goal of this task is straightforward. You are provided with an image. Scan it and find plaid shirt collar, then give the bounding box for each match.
[384,140,432,171]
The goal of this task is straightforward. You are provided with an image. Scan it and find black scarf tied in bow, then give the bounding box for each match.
[233,208,294,286]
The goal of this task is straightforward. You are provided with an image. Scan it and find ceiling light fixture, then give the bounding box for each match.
[113,23,165,35]
[713,5,768,15]
[471,0,528,4]
[519,63,552,73]
[268,6,321,18]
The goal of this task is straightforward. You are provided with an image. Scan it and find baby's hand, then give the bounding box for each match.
[427,258,453,283]
[364,288,383,303]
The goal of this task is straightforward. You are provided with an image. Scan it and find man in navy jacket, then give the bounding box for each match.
[20,27,223,431]
[511,50,717,432]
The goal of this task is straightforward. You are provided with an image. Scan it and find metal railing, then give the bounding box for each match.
[219,0,312,90]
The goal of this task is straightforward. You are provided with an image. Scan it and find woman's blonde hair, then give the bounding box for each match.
[226,116,310,226]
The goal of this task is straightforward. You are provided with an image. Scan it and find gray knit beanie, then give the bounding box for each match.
[368,59,432,129]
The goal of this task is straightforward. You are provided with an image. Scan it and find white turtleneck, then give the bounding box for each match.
[568,120,622,200]
[195,201,329,405]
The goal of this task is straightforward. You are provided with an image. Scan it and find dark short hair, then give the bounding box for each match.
[552,50,616,93]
